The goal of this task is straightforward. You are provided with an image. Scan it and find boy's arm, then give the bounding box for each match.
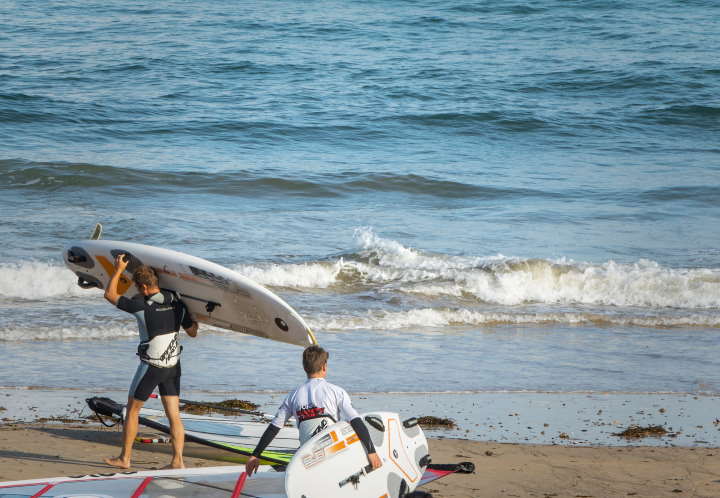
[245,424,281,475]
[350,418,382,470]
[339,390,382,470]
[104,254,129,305]
[246,398,291,476]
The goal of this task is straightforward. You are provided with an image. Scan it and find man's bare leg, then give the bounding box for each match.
[161,395,185,469]
[105,396,144,469]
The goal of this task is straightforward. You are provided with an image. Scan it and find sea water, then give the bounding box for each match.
[0,1,719,427]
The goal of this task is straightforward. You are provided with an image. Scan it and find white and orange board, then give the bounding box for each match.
[63,239,316,347]
[283,412,429,498]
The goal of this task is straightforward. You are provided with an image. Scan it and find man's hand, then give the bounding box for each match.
[184,321,199,338]
[105,254,129,305]
[114,253,129,273]
[245,455,260,476]
[368,452,382,470]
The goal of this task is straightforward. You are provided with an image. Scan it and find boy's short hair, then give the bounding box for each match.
[303,345,329,375]
[133,265,159,289]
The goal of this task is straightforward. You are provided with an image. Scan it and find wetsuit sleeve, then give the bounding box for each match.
[117,295,143,314]
[251,424,281,457]
[350,417,376,455]
[270,395,292,429]
[178,300,194,329]
[337,388,360,422]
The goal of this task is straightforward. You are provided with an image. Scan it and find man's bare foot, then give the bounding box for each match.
[104,456,130,469]
[161,461,185,470]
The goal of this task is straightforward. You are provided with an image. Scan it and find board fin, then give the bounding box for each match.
[89,223,103,240]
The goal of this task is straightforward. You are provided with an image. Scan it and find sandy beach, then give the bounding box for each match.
[1,420,718,497]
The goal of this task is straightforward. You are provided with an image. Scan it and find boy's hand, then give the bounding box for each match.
[368,452,382,470]
[245,455,260,476]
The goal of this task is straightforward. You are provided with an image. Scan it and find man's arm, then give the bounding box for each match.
[104,254,129,305]
[178,297,199,337]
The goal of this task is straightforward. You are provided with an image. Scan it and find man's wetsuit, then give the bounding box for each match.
[118,290,193,401]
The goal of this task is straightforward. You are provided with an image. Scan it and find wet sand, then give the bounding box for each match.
[1,422,719,497]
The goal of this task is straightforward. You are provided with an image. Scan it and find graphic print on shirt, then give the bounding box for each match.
[297,406,327,422]
[138,332,180,368]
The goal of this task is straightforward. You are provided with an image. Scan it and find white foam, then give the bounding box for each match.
[354,227,505,270]
[307,308,720,331]
[0,324,137,341]
[409,258,720,308]
[0,261,93,300]
[232,260,343,288]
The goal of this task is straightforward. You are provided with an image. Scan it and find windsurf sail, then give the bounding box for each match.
[0,465,283,497]
[0,461,473,497]
[86,397,295,466]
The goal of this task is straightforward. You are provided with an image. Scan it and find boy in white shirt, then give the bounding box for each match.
[245,345,382,475]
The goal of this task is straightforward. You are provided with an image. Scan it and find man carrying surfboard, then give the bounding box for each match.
[245,345,382,475]
[103,254,198,469]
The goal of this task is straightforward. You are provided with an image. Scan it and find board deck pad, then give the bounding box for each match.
[64,239,316,346]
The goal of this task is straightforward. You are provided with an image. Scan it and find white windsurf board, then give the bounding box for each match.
[283,411,429,498]
[63,239,316,347]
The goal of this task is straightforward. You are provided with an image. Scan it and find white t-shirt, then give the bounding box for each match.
[271,377,360,443]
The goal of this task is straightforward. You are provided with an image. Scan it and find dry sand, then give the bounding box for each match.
[0,422,718,497]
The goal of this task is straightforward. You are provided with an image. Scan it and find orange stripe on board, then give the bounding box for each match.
[179,273,203,283]
[329,431,338,442]
[387,418,419,483]
[328,440,347,454]
[154,267,178,278]
[96,255,133,294]
[345,433,359,445]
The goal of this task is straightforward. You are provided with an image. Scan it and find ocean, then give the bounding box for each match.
[1,0,719,417]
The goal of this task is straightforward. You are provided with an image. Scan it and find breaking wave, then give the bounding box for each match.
[236,229,720,309]
[0,261,91,300]
[3,230,719,312]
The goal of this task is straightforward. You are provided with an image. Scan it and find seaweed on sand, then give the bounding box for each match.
[613,425,668,439]
[417,416,457,429]
[180,399,260,415]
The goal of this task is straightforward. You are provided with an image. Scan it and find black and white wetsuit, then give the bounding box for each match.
[117,290,193,401]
